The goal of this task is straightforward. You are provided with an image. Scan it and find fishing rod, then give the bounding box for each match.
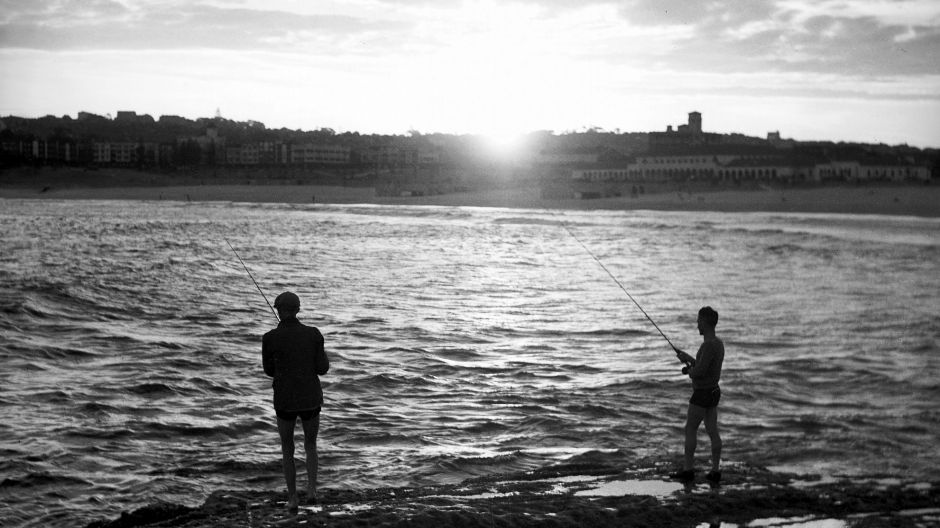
[552,213,687,364]
[225,238,280,323]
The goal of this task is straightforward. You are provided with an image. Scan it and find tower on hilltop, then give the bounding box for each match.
[648,111,722,150]
[688,111,702,135]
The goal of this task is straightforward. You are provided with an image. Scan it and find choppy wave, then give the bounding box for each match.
[0,199,938,527]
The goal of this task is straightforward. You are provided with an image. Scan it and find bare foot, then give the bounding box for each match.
[306,487,318,504]
[287,493,299,511]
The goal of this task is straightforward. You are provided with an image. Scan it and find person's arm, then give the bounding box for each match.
[314,330,329,375]
[262,333,275,377]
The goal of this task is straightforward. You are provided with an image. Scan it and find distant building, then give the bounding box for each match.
[290,143,351,165]
[186,125,226,165]
[110,142,137,164]
[225,143,261,165]
[571,166,634,182]
[688,111,702,134]
[766,131,797,149]
[91,141,162,165]
[630,145,781,182]
[92,142,111,164]
[77,111,106,121]
[224,142,291,166]
[1,138,27,158]
[259,141,290,165]
[29,139,78,164]
[717,156,818,183]
[567,143,895,184]
[360,145,416,166]
[815,160,859,182]
[649,111,724,150]
[858,161,930,182]
[536,146,622,165]
[158,144,175,166]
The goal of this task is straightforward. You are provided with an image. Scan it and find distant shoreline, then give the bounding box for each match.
[1,168,938,217]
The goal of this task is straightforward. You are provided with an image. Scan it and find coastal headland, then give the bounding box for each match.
[2,167,938,217]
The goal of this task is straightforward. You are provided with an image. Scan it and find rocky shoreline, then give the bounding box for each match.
[86,455,939,528]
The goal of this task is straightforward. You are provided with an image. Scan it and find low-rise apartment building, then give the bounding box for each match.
[291,143,352,165]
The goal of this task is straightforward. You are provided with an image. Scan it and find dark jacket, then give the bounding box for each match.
[262,317,330,411]
[689,337,724,390]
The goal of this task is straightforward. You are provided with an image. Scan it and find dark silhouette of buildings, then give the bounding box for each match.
[1,111,935,195]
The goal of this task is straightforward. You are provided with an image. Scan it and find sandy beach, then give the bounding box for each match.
[2,166,939,216]
[2,179,939,217]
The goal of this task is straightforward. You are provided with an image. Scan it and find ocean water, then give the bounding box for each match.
[0,199,938,527]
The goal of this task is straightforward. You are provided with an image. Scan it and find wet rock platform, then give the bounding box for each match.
[87,457,940,528]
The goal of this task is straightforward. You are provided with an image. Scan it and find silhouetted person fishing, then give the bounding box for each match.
[671,306,724,484]
[262,292,330,511]
[549,215,726,483]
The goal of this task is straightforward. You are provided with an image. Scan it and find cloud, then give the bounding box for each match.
[3,0,936,78]
[772,16,940,75]
[621,0,778,27]
[0,1,405,52]
[606,0,940,76]
[2,0,938,141]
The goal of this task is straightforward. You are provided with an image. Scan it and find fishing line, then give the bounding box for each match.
[550,211,684,360]
[225,238,279,323]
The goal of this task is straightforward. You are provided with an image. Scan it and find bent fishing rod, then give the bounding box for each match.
[552,213,688,365]
[225,238,280,323]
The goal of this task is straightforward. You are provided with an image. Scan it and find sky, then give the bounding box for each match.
[1,0,939,147]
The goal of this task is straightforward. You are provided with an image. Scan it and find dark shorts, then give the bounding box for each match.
[276,407,321,421]
[689,387,721,409]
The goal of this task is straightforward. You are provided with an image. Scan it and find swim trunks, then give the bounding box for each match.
[276,407,321,421]
[689,386,721,408]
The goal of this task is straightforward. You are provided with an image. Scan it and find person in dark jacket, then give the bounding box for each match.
[262,291,330,510]
[672,306,724,484]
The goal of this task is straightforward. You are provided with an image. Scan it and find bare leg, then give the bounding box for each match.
[277,417,299,510]
[300,415,321,502]
[704,406,721,472]
[684,404,706,471]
